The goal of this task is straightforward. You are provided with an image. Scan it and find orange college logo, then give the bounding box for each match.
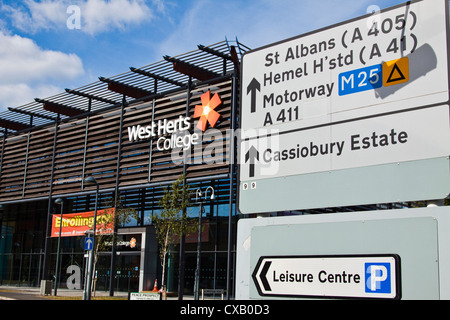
[194,91,222,131]
[130,237,137,248]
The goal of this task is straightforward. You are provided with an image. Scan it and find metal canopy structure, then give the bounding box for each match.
[0,39,250,136]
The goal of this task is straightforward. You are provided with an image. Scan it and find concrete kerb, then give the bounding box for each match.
[0,285,129,299]
[0,286,200,300]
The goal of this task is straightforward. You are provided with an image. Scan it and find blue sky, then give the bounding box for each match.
[0,0,406,111]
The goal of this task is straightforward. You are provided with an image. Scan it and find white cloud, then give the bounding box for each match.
[2,0,67,34]
[2,0,153,35]
[83,0,152,35]
[0,83,61,109]
[0,32,84,83]
[0,31,84,109]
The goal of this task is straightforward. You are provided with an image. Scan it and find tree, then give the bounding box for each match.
[152,175,195,292]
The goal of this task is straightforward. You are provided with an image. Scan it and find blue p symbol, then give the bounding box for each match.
[365,263,391,294]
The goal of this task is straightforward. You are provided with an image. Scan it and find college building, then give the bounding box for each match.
[0,39,251,297]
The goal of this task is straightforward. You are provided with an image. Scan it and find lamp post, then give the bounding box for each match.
[83,176,99,301]
[0,204,3,251]
[194,186,215,300]
[54,198,63,296]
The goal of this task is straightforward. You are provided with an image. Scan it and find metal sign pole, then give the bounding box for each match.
[82,232,93,300]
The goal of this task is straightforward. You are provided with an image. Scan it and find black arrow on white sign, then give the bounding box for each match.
[247,78,261,113]
[252,258,273,295]
[245,145,259,178]
[259,261,272,291]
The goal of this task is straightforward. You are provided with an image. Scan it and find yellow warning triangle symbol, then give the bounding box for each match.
[386,63,406,83]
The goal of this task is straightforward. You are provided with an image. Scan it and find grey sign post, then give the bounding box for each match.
[83,231,94,300]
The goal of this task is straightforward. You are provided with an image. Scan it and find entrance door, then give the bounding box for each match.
[113,253,141,293]
[95,227,157,293]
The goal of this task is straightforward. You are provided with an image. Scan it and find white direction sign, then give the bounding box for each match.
[252,255,401,299]
[242,105,450,180]
[239,0,450,213]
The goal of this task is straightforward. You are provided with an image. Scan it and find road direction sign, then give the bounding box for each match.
[85,237,94,251]
[239,0,450,214]
[252,255,401,299]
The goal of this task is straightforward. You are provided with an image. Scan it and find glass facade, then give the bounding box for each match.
[0,177,237,296]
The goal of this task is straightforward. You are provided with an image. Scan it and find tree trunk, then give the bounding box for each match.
[161,252,166,290]
[161,228,170,290]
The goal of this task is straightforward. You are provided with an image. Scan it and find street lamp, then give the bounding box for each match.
[83,176,99,300]
[205,186,215,201]
[54,198,63,296]
[193,186,215,300]
[0,204,3,246]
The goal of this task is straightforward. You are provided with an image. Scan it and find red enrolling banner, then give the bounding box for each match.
[51,208,115,238]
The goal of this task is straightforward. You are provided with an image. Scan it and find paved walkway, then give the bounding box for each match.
[0,285,202,300]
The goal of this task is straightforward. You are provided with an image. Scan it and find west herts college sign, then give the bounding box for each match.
[252,255,401,299]
[126,90,222,152]
[239,0,450,214]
